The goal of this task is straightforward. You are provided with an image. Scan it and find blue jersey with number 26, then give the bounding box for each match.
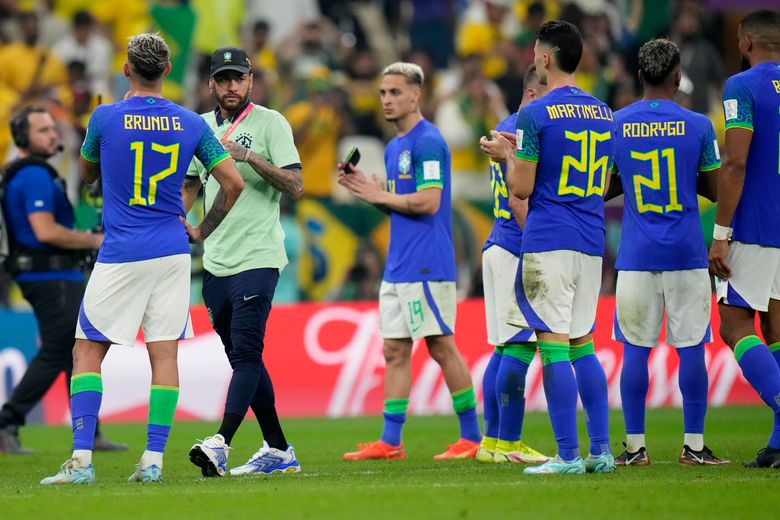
[81,97,229,263]
[483,112,523,256]
[515,86,614,257]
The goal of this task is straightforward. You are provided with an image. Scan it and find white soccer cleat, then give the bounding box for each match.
[189,434,230,477]
[40,459,96,485]
[128,463,163,483]
[229,442,301,476]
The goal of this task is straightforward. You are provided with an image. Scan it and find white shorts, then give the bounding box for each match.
[379,281,456,340]
[715,241,780,312]
[76,254,193,346]
[513,250,601,338]
[614,269,712,348]
[482,246,535,345]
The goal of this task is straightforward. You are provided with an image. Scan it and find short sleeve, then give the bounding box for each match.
[265,111,301,168]
[514,105,540,162]
[80,105,108,162]
[722,75,753,132]
[412,134,446,191]
[698,119,721,172]
[19,167,55,214]
[194,118,230,172]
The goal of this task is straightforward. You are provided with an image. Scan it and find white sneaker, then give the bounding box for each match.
[189,434,230,477]
[229,442,301,476]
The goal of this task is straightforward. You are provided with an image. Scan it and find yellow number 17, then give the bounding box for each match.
[129,141,180,206]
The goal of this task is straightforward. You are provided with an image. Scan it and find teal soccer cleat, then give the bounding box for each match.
[585,452,616,473]
[523,455,586,475]
[128,464,163,483]
[40,459,96,485]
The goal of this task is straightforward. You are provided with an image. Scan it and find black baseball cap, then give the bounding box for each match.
[210,47,251,77]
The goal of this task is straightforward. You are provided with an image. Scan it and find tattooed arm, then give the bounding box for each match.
[182,176,202,214]
[222,140,303,199]
[182,159,244,243]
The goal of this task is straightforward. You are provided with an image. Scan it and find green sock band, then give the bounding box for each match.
[451,386,477,414]
[569,340,595,363]
[70,372,102,395]
[383,398,409,415]
[538,340,570,366]
[734,335,763,363]
[149,385,180,426]
[769,342,780,354]
[493,345,505,355]
[503,342,537,364]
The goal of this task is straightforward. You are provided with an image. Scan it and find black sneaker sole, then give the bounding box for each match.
[189,446,222,477]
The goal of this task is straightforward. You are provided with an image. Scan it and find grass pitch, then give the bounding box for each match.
[1,406,778,519]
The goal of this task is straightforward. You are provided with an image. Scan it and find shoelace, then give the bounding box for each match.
[196,437,232,453]
[247,446,273,464]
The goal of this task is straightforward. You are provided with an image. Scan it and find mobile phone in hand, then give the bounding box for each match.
[342,147,361,173]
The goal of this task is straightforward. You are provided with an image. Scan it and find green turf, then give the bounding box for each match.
[1,406,778,519]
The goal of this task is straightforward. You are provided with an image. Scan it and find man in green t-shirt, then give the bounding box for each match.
[183,47,303,477]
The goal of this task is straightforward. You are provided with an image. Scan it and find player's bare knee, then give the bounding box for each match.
[425,336,458,364]
[383,340,411,365]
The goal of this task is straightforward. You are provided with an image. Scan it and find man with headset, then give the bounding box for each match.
[0,106,124,454]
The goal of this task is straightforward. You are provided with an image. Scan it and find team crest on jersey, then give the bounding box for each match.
[235,132,253,149]
[398,150,411,175]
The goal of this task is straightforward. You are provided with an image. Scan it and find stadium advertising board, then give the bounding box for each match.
[0,297,761,424]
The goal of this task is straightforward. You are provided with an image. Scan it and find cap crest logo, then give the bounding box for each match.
[224,52,232,61]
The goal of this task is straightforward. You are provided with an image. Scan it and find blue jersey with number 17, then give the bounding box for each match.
[613,100,720,271]
[81,97,229,263]
[722,61,780,248]
[515,86,614,256]
[483,112,523,256]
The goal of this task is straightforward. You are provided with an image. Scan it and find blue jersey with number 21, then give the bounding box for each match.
[483,112,523,256]
[81,96,229,263]
[515,86,614,257]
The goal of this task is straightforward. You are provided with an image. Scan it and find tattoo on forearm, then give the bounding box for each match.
[249,154,303,197]
[198,188,229,239]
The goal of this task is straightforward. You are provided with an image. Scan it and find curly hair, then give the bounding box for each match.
[638,38,680,86]
[127,33,169,82]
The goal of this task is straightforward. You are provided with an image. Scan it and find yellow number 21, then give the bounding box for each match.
[129,141,180,206]
[630,148,682,214]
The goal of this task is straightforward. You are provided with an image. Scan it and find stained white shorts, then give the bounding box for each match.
[614,269,712,348]
[379,281,456,340]
[482,245,535,345]
[512,250,601,338]
[76,254,193,346]
[715,241,780,312]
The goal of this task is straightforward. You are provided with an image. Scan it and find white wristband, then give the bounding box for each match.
[713,224,732,241]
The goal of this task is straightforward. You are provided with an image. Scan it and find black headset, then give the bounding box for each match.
[10,106,46,149]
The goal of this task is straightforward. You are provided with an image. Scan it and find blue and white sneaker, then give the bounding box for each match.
[585,452,616,473]
[189,434,230,477]
[523,455,586,475]
[229,442,301,476]
[128,463,163,483]
[40,459,96,485]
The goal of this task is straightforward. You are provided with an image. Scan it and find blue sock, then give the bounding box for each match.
[496,347,532,442]
[539,341,579,461]
[147,424,171,452]
[571,341,610,455]
[677,343,707,436]
[70,373,103,451]
[380,399,408,446]
[770,343,780,370]
[621,343,651,437]
[482,347,503,440]
[452,387,481,443]
[735,336,780,449]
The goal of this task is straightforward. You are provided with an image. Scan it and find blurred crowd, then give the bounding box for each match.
[0,0,749,307]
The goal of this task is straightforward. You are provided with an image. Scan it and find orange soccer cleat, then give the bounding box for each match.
[433,438,481,460]
[343,440,406,461]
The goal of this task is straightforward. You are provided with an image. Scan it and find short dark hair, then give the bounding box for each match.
[73,10,93,27]
[536,20,583,74]
[523,64,540,90]
[741,9,780,53]
[127,33,169,83]
[638,38,680,86]
[10,105,47,149]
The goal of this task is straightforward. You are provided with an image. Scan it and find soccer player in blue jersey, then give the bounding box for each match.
[475,65,548,465]
[40,33,244,485]
[486,21,614,475]
[608,39,728,466]
[340,62,482,460]
[708,10,780,468]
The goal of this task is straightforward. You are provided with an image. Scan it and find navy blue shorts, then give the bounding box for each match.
[202,268,280,361]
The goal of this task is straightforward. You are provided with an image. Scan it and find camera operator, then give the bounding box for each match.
[0,106,124,453]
